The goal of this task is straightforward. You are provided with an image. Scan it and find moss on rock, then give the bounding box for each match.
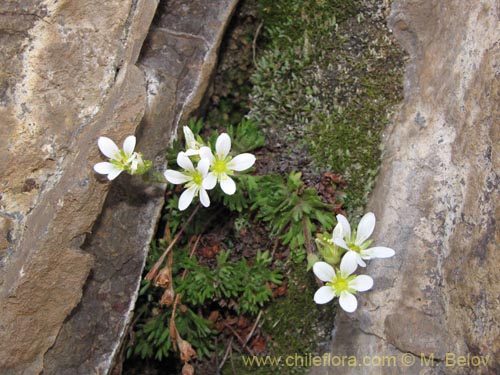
[249,0,405,218]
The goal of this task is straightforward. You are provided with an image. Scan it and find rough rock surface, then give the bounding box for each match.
[0,0,237,374]
[309,1,499,374]
[42,0,238,374]
[0,0,154,373]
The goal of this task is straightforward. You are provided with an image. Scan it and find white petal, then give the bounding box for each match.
[183,126,195,146]
[177,152,195,172]
[355,212,375,245]
[313,262,336,282]
[94,162,117,175]
[357,257,367,267]
[336,214,351,240]
[220,175,236,195]
[339,291,357,313]
[228,153,255,171]
[362,246,395,259]
[130,158,138,173]
[332,222,343,240]
[107,167,123,180]
[202,172,217,190]
[314,286,335,304]
[123,135,136,155]
[98,137,119,159]
[216,133,231,159]
[333,238,351,251]
[164,170,190,184]
[178,186,197,211]
[349,275,373,292]
[340,251,359,277]
[199,146,214,163]
[197,158,210,176]
[184,148,200,156]
[199,189,210,207]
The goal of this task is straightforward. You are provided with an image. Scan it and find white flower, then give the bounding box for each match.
[313,254,373,313]
[199,133,256,195]
[332,212,395,269]
[183,126,204,156]
[163,152,211,210]
[94,135,143,180]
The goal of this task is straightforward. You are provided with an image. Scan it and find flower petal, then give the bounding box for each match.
[216,133,231,159]
[199,146,214,163]
[199,188,210,207]
[362,246,395,259]
[183,126,195,146]
[339,291,358,313]
[314,286,335,304]
[313,262,336,282]
[349,275,373,292]
[220,175,236,195]
[340,251,359,277]
[355,212,375,245]
[94,162,117,175]
[123,135,136,155]
[177,152,195,172]
[336,214,351,240]
[184,148,200,156]
[357,257,367,267]
[202,172,217,190]
[228,153,255,171]
[333,237,351,251]
[164,170,190,184]
[332,222,343,240]
[178,186,197,211]
[107,167,123,180]
[197,158,210,177]
[98,137,119,159]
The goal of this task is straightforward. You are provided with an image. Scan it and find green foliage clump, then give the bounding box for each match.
[178,249,282,315]
[252,171,335,262]
[227,118,266,154]
[214,169,335,263]
[128,241,282,362]
[130,303,214,361]
[128,240,216,362]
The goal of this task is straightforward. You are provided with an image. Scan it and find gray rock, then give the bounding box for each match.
[42,0,238,374]
[309,1,499,374]
[0,0,152,373]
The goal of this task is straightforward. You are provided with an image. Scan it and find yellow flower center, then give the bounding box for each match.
[347,242,361,253]
[334,278,349,292]
[212,159,228,174]
[327,272,356,294]
[192,171,203,186]
[111,150,132,169]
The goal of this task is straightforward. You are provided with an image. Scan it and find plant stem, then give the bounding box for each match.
[169,234,202,351]
[145,204,200,281]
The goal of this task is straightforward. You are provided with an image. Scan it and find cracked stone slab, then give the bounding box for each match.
[0,0,155,373]
[308,1,499,374]
[41,0,238,374]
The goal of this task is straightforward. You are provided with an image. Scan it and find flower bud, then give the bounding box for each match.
[315,232,345,266]
[160,288,175,306]
[182,363,195,375]
[154,267,171,288]
[178,337,197,362]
